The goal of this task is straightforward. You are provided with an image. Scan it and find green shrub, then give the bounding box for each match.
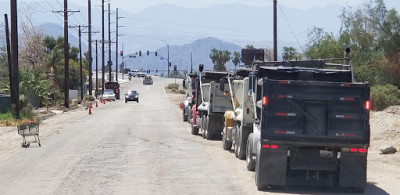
[84,95,95,101]
[370,84,400,111]
[167,83,179,90]
[0,111,13,120]
[20,103,34,120]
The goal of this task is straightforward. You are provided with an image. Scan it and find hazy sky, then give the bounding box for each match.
[0,0,395,13]
[58,0,398,13]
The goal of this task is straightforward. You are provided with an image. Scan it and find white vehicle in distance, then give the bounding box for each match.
[102,89,116,101]
[128,70,139,77]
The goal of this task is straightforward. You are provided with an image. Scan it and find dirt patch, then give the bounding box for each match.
[370,106,400,166]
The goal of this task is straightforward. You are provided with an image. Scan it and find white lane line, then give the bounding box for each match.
[163,87,168,98]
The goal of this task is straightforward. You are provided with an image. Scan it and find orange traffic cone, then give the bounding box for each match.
[89,105,92,115]
[103,99,105,104]
[109,97,111,102]
[179,102,183,110]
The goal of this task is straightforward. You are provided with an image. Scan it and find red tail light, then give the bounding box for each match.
[358,148,367,153]
[350,148,358,152]
[262,96,268,106]
[262,144,278,149]
[365,100,371,111]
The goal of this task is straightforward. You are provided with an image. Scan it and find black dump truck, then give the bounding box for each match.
[246,59,370,192]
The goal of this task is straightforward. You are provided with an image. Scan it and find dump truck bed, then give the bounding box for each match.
[261,79,370,146]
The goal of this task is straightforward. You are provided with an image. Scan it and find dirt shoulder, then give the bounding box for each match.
[369,106,400,167]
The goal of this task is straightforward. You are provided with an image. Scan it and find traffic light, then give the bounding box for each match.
[147,50,149,56]
[120,50,123,56]
[169,62,171,67]
[155,51,157,56]
[139,51,141,56]
[199,64,204,72]
[174,65,177,71]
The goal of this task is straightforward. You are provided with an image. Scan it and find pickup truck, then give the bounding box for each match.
[246,60,370,192]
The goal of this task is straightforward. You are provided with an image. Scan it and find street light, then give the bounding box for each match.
[161,40,170,77]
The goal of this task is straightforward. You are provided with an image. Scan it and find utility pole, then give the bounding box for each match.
[273,0,277,61]
[95,40,99,96]
[63,0,69,108]
[115,8,118,81]
[115,8,124,81]
[10,1,19,118]
[108,3,112,82]
[190,52,193,73]
[53,1,79,108]
[69,25,89,101]
[4,13,17,119]
[121,43,124,80]
[78,25,83,101]
[101,0,105,93]
[88,0,92,95]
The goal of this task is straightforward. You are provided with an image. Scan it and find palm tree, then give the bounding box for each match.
[232,51,241,71]
[210,48,219,70]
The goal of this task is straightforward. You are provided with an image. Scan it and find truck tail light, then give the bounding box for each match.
[262,144,278,149]
[343,148,368,153]
[365,100,371,111]
[262,96,268,106]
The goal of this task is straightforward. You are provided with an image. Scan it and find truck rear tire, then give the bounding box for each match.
[204,116,213,140]
[187,107,192,124]
[191,113,198,135]
[235,125,246,160]
[255,145,268,191]
[201,115,207,139]
[183,109,188,122]
[222,135,232,150]
[246,133,255,171]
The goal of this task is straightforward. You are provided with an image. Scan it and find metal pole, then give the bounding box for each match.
[64,0,69,108]
[95,40,99,97]
[121,43,124,79]
[4,14,15,116]
[108,3,112,82]
[273,0,278,61]
[101,0,105,94]
[167,44,170,77]
[190,52,193,73]
[78,25,83,101]
[10,1,20,118]
[115,8,118,81]
[88,0,92,95]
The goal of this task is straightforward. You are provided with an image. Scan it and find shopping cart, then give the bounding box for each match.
[17,121,41,148]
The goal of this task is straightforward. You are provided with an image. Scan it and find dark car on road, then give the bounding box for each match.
[125,90,139,103]
[143,76,153,85]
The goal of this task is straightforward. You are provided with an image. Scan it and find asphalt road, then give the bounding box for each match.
[0,76,397,195]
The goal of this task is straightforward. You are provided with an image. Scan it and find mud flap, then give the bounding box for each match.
[257,147,287,187]
[339,153,367,189]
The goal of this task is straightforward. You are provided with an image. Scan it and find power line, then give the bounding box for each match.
[278,3,305,52]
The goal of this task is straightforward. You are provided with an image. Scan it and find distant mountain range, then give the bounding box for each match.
[124,37,242,73]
